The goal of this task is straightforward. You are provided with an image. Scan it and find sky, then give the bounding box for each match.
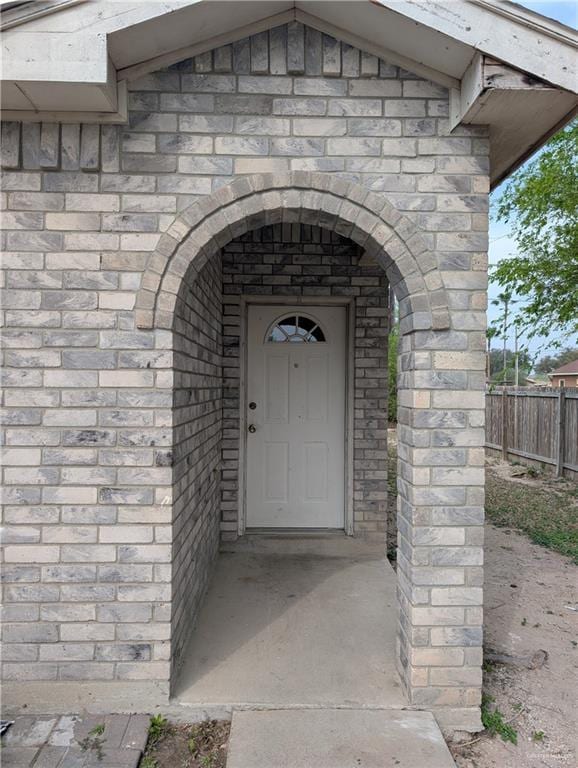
[488,0,577,366]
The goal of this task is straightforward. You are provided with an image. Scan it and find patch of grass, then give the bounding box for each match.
[485,471,578,563]
[481,695,518,745]
[147,715,170,749]
[140,714,171,767]
[532,730,546,742]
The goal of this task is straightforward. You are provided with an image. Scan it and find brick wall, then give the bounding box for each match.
[171,254,222,676]
[0,21,488,730]
[220,223,389,538]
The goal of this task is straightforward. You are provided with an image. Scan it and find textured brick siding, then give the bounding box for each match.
[171,255,222,677]
[0,20,488,729]
[220,223,389,537]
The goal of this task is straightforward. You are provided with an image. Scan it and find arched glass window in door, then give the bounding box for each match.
[266,314,326,343]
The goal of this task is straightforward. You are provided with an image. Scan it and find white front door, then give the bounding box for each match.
[245,304,346,529]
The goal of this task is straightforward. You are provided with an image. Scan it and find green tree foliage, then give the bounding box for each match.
[488,348,532,385]
[493,121,578,341]
[388,321,398,423]
[535,346,578,374]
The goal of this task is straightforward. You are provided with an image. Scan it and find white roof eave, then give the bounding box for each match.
[1,0,577,187]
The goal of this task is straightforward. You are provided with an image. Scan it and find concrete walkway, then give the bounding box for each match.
[174,535,405,710]
[226,709,457,768]
[0,714,149,768]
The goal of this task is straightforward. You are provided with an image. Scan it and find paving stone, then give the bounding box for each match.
[84,748,141,767]
[0,747,40,767]
[31,746,66,768]
[2,715,149,768]
[48,716,80,747]
[120,715,150,751]
[1,716,56,746]
[101,715,130,749]
[56,750,87,768]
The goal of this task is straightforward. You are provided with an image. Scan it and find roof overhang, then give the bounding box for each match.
[1,0,577,187]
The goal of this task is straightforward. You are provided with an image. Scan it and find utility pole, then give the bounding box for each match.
[514,325,519,388]
[502,293,509,382]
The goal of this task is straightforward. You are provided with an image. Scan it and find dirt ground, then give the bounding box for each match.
[451,463,577,768]
[142,719,230,768]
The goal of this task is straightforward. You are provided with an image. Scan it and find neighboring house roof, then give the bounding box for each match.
[1,0,577,185]
[548,359,578,377]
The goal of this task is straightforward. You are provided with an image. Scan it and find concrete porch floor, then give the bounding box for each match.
[173,535,406,710]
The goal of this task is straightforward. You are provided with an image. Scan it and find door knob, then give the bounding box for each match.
[248,424,257,433]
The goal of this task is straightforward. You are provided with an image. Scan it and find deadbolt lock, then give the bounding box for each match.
[249,402,257,410]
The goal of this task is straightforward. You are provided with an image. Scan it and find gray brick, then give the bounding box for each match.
[238,76,292,94]
[273,98,327,115]
[215,94,273,114]
[328,99,382,116]
[287,22,305,74]
[38,123,60,168]
[61,124,81,170]
[179,115,234,133]
[294,77,346,95]
[182,75,235,93]
[269,26,287,75]
[1,122,20,168]
[250,31,269,74]
[322,35,341,76]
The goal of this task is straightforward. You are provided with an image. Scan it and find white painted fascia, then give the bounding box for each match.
[1,78,128,122]
[375,0,578,93]
[1,30,108,84]
[470,0,578,46]
[0,0,86,32]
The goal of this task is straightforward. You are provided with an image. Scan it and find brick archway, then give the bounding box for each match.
[135,172,450,335]
[141,171,484,733]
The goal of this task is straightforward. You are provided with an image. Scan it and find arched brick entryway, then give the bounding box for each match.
[135,172,450,333]
[137,173,485,733]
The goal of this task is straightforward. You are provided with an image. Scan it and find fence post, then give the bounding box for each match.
[556,388,566,477]
[501,388,508,461]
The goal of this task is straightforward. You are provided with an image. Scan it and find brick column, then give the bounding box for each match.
[396,325,486,733]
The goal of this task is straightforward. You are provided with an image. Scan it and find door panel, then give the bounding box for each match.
[265,353,289,423]
[305,355,328,422]
[304,442,328,501]
[246,304,346,529]
[264,442,289,501]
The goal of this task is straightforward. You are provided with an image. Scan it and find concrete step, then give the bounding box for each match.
[226,709,456,768]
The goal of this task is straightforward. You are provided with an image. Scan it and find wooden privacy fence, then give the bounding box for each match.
[486,387,578,480]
